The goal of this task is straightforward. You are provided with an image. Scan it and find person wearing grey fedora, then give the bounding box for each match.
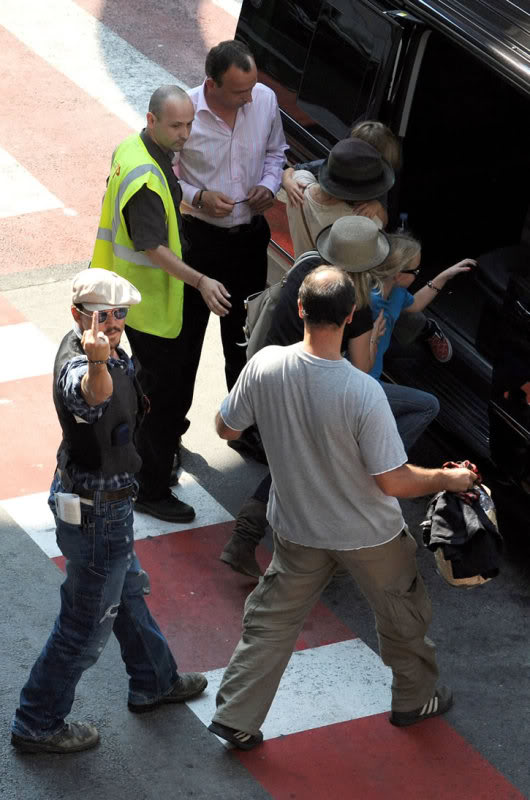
[286,138,395,258]
[11,269,207,754]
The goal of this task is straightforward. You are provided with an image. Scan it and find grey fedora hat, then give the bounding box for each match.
[318,139,395,202]
[316,216,390,272]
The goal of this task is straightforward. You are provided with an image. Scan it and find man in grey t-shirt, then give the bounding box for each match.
[208,266,477,750]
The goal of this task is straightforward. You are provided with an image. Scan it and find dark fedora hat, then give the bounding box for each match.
[318,139,395,202]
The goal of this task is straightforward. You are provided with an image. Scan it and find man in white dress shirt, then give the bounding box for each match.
[173,39,287,444]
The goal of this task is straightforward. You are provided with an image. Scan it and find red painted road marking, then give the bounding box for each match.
[235,714,526,800]
[0,374,60,499]
[0,294,26,325]
[53,522,355,672]
[0,28,132,274]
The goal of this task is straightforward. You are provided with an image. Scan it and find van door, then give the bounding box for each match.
[490,268,530,493]
[297,0,403,141]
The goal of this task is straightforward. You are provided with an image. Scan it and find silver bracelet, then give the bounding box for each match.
[427,280,441,293]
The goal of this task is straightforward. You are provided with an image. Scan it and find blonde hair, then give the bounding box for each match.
[350,120,402,172]
[347,270,373,310]
[369,233,422,292]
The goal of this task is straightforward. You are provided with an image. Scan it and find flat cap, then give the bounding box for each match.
[72,268,141,310]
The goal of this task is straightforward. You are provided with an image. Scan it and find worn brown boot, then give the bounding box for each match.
[220,497,268,579]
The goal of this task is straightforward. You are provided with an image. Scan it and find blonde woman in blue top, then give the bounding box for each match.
[369,234,475,449]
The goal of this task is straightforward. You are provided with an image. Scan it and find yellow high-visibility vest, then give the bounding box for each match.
[92,133,183,338]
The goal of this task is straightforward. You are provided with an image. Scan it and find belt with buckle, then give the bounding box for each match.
[73,485,136,502]
[183,215,254,235]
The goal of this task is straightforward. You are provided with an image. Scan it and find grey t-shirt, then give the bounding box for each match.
[220,343,406,550]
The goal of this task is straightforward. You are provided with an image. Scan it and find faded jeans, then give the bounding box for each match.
[12,491,178,739]
[381,382,440,452]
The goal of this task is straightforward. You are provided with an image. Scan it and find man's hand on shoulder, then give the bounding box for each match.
[199,190,235,218]
[247,185,274,213]
[198,276,232,317]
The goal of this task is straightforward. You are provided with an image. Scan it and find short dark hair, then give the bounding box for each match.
[149,85,189,117]
[298,266,356,327]
[205,40,253,85]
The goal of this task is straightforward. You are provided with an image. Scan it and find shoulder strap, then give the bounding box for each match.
[292,249,320,270]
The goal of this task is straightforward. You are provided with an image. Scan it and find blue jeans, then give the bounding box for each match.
[381,382,440,452]
[12,491,179,739]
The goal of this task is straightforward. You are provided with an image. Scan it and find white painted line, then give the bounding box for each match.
[135,473,234,540]
[0,492,58,556]
[188,638,392,744]
[0,473,233,559]
[0,323,57,382]
[211,0,242,19]
[0,148,64,219]
[1,0,189,132]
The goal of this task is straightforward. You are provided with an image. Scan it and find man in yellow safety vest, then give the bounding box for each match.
[92,85,231,522]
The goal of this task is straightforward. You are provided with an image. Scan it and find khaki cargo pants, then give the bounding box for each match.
[213,529,438,735]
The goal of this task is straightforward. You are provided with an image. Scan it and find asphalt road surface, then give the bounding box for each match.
[0,2,528,798]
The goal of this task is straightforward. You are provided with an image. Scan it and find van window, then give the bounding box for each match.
[237,0,321,93]
[297,0,401,140]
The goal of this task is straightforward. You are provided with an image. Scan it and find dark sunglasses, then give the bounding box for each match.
[79,307,129,323]
[400,267,421,276]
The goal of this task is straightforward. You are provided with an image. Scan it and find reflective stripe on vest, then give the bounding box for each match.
[92,134,183,338]
[96,228,158,268]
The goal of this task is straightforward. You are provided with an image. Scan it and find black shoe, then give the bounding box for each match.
[227,427,268,465]
[208,721,263,751]
[128,673,207,713]
[134,494,195,523]
[11,721,99,754]
[389,686,453,727]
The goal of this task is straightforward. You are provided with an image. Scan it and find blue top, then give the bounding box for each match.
[369,286,414,379]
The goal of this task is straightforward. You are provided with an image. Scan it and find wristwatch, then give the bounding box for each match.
[196,189,205,209]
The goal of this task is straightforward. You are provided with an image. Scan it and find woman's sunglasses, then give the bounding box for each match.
[79,307,129,323]
[400,267,421,276]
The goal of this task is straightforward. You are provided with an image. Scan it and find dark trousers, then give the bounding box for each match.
[126,215,269,500]
[179,214,270,398]
[126,325,186,500]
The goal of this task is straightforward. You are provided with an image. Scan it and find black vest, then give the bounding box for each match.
[53,331,143,480]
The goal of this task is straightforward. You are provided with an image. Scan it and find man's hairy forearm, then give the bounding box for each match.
[376,464,465,498]
[145,245,201,287]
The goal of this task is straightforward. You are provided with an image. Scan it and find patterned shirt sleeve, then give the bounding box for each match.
[57,357,110,424]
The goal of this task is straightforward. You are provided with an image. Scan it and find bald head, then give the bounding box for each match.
[298,266,356,328]
[146,86,194,152]
[149,85,190,117]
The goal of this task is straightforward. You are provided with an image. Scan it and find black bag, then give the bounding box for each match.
[243,251,319,360]
[421,483,502,588]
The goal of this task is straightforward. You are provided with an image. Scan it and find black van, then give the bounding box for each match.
[235,0,530,512]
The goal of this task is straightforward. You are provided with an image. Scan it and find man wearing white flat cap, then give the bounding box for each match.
[11,268,207,755]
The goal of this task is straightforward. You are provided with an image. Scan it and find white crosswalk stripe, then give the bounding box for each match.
[1,0,188,131]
